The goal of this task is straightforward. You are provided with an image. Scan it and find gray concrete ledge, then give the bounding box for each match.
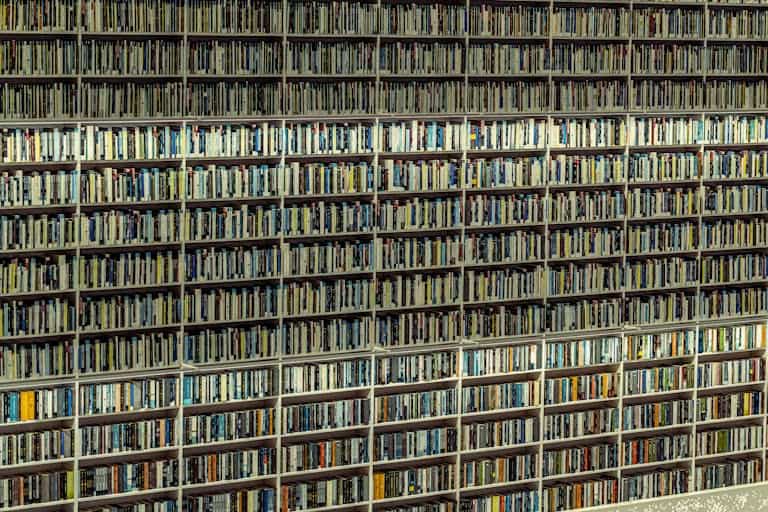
[589,483,768,512]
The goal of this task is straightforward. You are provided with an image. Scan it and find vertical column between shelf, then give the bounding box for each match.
[369,115,380,512]
[457,114,468,509]
[543,115,551,337]
[459,92,468,339]
[276,117,288,512]
[367,352,375,512]
[75,0,82,119]
[276,349,285,512]
[537,336,546,507]
[762,321,768,480]
[627,0,633,113]
[622,113,630,328]
[282,0,288,116]
[176,119,188,510]
[182,0,189,119]
[703,0,709,86]
[616,332,626,501]
[463,0,469,115]
[371,116,381,512]
[72,380,80,512]
[371,117,379,371]
[73,121,82,512]
[374,0,382,116]
[455,347,463,507]
[618,115,630,501]
[547,0,554,113]
[697,113,706,324]
[691,324,702,492]
[539,114,552,507]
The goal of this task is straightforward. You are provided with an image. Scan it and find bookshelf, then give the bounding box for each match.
[3,115,768,511]
[3,0,768,511]
[4,322,768,510]
[1,0,768,118]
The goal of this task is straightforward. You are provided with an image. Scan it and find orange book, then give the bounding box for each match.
[19,390,35,421]
[319,442,326,468]
[761,325,767,348]
[209,454,217,481]
[281,486,289,512]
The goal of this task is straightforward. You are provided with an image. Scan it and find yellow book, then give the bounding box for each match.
[8,260,16,291]
[373,473,385,500]
[742,152,748,177]
[20,390,35,421]
[34,132,41,162]
[66,470,75,499]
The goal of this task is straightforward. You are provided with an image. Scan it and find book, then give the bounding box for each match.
[373,464,455,500]
[284,436,368,472]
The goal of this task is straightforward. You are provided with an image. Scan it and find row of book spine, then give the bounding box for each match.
[0,315,764,371]
[6,80,768,118]
[4,154,768,207]
[3,116,768,163]
[3,0,767,34]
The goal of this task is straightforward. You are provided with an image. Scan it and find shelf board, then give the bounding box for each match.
[460,442,541,459]
[79,446,178,466]
[376,414,459,429]
[281,462,370,479]
[281,424,371,442]
[542,467,619,483]
[282,386,370,403]
[620,457,693,473]
[462,369,540,386]
[78,488,178,505]
[622,424,694,438]
[544,397,619,413]
[695,414,765,429]
[0,288,76,300]
[461,406,540,421]
[0,331,76,344]
[78,406,178,426]
[0,500,75,512]
[622,388,696,402]
[542,431,619,448]
[181,475,277,492]
[182,435,278,455]
[0,457,75,474]
[291,502,369,512]
[695,448,764,464]
[374,378,459,393]
[460,477,541,493]
[81,31,183,38]
[372,489,456,506]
